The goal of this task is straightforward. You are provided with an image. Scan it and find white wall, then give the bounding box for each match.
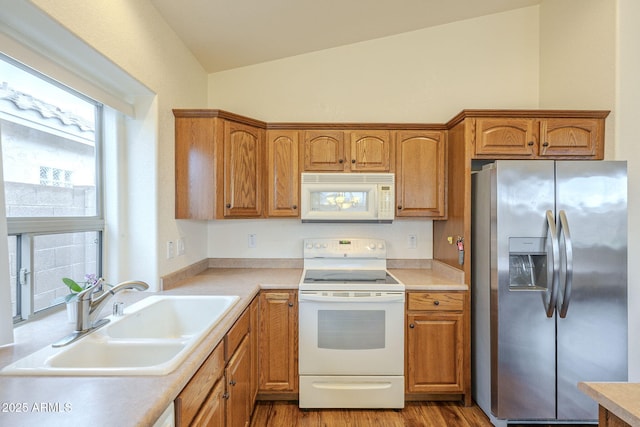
[207,7,541,259]
[28,0,210,282]
[208,6,540,123]
[538,0,638,382]
[616,0,640,382]
[207,219,433,259]
[539,0,616,158]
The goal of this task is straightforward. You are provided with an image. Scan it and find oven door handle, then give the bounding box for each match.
[298,293,405,303]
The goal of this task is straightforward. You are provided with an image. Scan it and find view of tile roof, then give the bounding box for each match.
[0,82,94,132]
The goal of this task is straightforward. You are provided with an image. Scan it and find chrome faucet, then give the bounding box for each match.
[53,280,149,347]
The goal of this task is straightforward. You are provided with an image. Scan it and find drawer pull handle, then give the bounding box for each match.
[433,300,440,306]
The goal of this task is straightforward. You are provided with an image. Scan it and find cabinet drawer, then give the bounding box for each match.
[407,292,464,311]
[225,307,250,361]
[175,342,225,426]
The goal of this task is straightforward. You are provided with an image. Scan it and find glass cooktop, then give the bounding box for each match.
[302,269,399,284]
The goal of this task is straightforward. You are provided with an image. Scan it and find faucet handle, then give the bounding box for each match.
[76,280,103,301]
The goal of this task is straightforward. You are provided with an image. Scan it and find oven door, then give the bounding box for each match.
[298,290,405,376]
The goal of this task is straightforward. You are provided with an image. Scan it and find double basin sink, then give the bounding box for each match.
[1,295,239,376]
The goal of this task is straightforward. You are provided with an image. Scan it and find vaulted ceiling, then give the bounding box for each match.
[150,0,541,73]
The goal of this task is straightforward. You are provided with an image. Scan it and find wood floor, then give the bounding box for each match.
[250,401,494,427]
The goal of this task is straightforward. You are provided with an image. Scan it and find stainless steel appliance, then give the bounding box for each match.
[472,160,627,426]
[298,238,405,408]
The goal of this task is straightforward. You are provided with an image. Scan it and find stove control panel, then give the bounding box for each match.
[303,238,387,259]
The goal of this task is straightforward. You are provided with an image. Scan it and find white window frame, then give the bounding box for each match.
[2,53,106,322]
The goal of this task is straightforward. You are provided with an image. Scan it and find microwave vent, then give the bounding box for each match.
[301,173,394,184]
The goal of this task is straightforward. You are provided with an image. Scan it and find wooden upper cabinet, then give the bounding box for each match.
[302,130,345,171]
[266,130,299,217]
[539,118,602,158]
[220,121,265,218]
[472,115,605,159]
[174,116,216,219]
[302,129,392,172]
[473,118,536,157]
[173,110,267,220]
[349,130,392,171]
[395,130,446,218]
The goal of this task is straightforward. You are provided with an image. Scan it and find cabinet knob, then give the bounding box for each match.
[397,206,403,210]
[351,159,356,164]
[338,159,344,164]
[223,392,229,399]
[527,141,534,146]
[409,323,415,329]
[433,300,440,306]
[229,379,236,386]
[542,141,549,147]
[226,203,231,208]
[292,205,297,210]
[288,302,294,307]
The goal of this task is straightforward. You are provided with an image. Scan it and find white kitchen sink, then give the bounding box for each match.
[0,295,239,376]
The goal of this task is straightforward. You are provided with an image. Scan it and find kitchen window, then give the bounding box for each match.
[0,53,104,323]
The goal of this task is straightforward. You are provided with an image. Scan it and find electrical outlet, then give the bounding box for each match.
[177,237,185,256]
[408,234,417,249]
[248,234,257,248]
[166,241,174,259]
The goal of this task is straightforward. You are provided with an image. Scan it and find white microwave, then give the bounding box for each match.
[300,173,395,223]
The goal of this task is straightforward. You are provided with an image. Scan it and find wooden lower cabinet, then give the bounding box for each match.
[174,342,225,426]
[599,406,632,427]
[258,290,298,396]
[175,300,255,427]
[405,291,471,405]
[226,335,252,427]
[190,378,225,427]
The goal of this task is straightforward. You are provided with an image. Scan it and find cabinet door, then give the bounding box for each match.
[266,130,299,217]
[395,130,446,217]
[190,378,225,427]
[174,343,225,427]
[349,130,391,171]
[302,130,345,171]
[249,298,259,404]
[226,335,252,427]
[406,312,464,393]
[174,116,216,219]
[222,121,264,218]
[258,291,298,392]
[473,118,536,157]
[539,118,602,158]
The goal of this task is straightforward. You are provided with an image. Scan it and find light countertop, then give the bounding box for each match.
[0,265,463,426]
[579,382,640,426]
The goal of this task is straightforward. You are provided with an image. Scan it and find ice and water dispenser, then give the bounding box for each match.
[508,237,548,290]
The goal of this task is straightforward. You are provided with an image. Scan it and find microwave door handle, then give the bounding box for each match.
[557,210,574,318]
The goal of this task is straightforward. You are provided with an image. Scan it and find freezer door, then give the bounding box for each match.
[491,160,557,419]
[555,161,628,421]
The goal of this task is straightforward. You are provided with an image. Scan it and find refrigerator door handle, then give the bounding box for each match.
[557,210,574,318]
[544,210,560,317]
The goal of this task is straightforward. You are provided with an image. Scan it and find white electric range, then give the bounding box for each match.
[298,238,405,409]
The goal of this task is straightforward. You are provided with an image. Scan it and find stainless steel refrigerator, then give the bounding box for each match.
[471,160,627,426]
